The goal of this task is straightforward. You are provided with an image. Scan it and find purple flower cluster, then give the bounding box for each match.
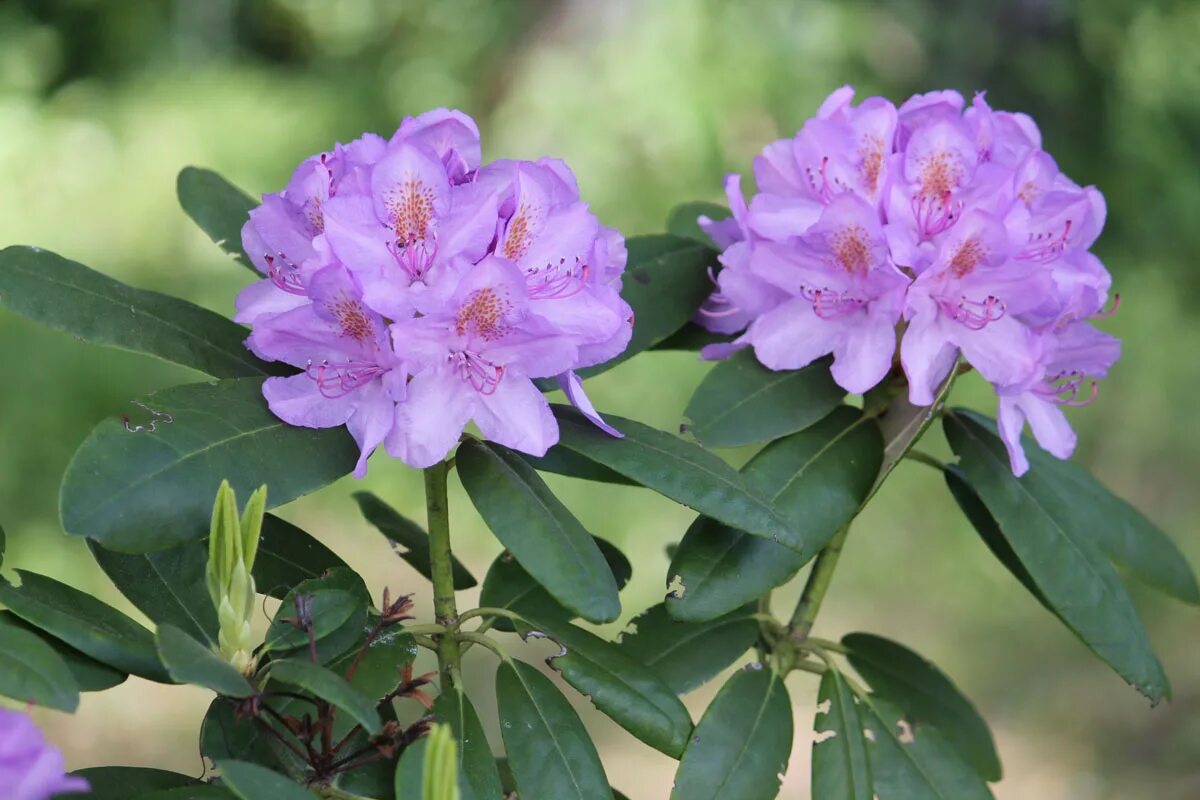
[0,710,88,800]
[237,110,632,474]
[698,87,1120,475]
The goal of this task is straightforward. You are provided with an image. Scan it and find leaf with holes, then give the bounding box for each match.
[457,439,620,624]
[60,378,358,553]
[353,491,475,589]
[496,659,612,800]
[617,602,758,694]
[945,409,1170,703]
[177,167,258,272]
[670,667,793,800]
[812,668,872,800]
[684,353,844,448]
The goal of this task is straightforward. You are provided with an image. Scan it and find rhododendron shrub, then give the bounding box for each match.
[0,100,1192,800]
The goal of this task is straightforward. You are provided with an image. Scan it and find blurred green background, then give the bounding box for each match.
[2,1,1198,797]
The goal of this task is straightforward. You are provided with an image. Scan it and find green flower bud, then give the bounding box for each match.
[422,724,460,800]
[205,480,268,676]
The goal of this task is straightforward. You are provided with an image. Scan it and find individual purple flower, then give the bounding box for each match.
[712,194,909,393]
[386,256,577,468]
[247,263,405,478]
[0,709,88,800]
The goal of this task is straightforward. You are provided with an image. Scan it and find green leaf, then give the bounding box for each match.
[667,407,882,621]
[579,234,717,378]
[480,537,631,634]
[0,523,5,567]
[944,409,1170,703]
[0,611,126,691]
[253,515,349,600]
[73,767,201,799]
[520,447,636,486]
[0,246,279,378]
[870,369,957,495]
[520,618,694,758]
[177,167,258,272]
[650,323,730,354]
[265,568,369,661]
[0,569,168,682]
[617,602,759,694]
[141,788,238,800]
[156,623,255,697]
[843,632,1000,781]
[812,668,872,800]
[0,620,80,710]
[670,667,793,800]
[395,737,430,800]
[268,659,382,735]
[89,539,219,647]
[457,439,620,624]
[495,659,612,800]
[201,699,290,775]
[60,378,358,553]
[353,492,476,589]
[335,627,418,703]
[552,405,798,547]
[859,694,994,800]
[684,353,844,448]
[218,760,316,800]
[666,201,729,245]
[429,689,504,800]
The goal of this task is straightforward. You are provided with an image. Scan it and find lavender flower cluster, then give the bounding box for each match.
[236,110,632,474]
[0,710,87,800]
[698,87,1120,474]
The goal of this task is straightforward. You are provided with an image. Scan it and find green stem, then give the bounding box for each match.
[454,606,527,628]
[788,525,851,639]
[424,461,461,691]
[314,786,378,800]
[905,449,948,472]
[457,632,510,661]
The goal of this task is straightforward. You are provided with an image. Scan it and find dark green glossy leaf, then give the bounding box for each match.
[617,602,758,694]
[60,378,358,553]
[457,439,620,624]
[945,409,1170,702]
[496,659,612,800]
[859,694,994,800]
[253,515,348,600]
[0,246,277,378]
[266,568,369,661]
[651,323,731,353]
[552,405,798,546]
[177,167,258,271]
[0,569,168,682]
[141,788,238,800]
[812,669,872,800]
[520,447,636,486]
[429,689,504,800]
[521,618,693,758]
[393,736,430,799]
[0,523,5,567]
[670,667,792,800]
[201,699,289,774]
[580,234,717,378]
[89,539,218,647]
[73,767,200,799]
[156,623,254,697]
[0,611,126,692]
[843,632,1000,781]
[480,537,631,633]
[0,619,79,710]
[218,759,315,800]
[353,491,476,589]
[268,659,382,735]
[684,353,844,448]
[667,407,881,621]
[335,627,417,703]
[666,201,730,245]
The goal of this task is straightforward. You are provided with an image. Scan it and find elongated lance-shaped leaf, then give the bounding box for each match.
[267,659,382,735]
[218,760,315,800]
[353,491,476,589]
[0,621,80,711]
[457,439,620,624]
[253,514,349,600]
[60,378,358,553]
[0,246,282,378]
[812,668,872,800]
[156,624,255,698]
[0,611,126,692]
[616,602,758,694]
[427,689,504,800]
[944,409,1171,703]
[73,767,204,799]
[670,666,793,800]
[684,353,845,448]
[177,167,258,272]
[495,660,613,800]
[551,405,801,548]
[843,632,1000,781]
[515,617,694,758]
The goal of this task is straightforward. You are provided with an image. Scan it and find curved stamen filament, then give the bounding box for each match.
[265,254,307,296]
[937,294,1006,330]
[1092,292,1121,319]
[305,359,384,399]
[451,351,504,395]
[912,190,962,238]
[1018,219,1072,263]
[387,233,439,284]
[800,284,865,319]
[1034,370,1100,406]
[526,257,589,300]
